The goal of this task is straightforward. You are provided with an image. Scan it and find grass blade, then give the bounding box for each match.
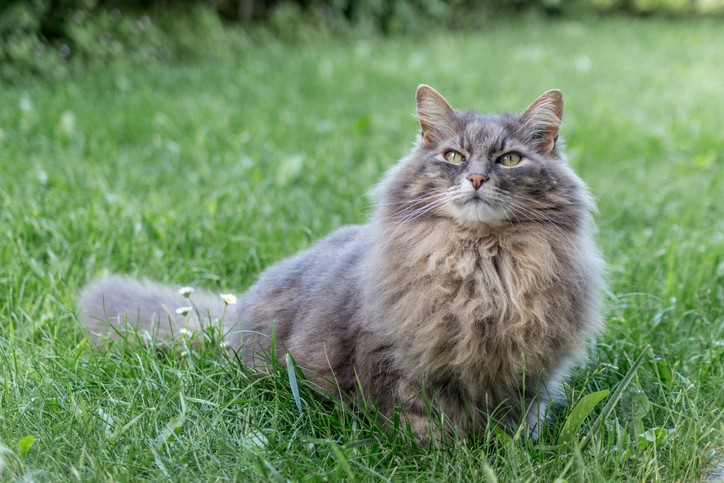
[286,353,303,416]
[558,389,610,444]
[482,464,499,483]
[344,438,378,450]
[154,393,187,451]
[17,435,35,458]
[329,442,355,481]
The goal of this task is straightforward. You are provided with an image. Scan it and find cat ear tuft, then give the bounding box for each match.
[416,85,456,146]
[522,89,564,153]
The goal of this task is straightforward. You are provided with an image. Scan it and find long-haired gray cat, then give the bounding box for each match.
[79,85,604,442]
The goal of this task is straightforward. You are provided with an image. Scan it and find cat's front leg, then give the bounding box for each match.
[523,366,567,439]
[524,393,553,440]
[394,380,444,444]
[524,399,544,439]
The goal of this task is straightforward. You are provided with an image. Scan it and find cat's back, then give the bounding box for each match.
[244,224,370,298]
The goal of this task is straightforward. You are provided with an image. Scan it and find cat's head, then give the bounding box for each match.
[379,86,588,232]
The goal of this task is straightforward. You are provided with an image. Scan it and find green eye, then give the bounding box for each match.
[444,150,465,164]
[499,153,522,166]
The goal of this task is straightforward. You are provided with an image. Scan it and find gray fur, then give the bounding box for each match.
[78,86,605,442]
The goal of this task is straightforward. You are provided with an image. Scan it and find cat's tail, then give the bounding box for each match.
[77,275,242,347]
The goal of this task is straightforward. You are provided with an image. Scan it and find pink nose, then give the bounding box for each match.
[467,173,488,189]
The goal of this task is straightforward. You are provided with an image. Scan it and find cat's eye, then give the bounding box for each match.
[499,153,522,166]
[444,150,465,164]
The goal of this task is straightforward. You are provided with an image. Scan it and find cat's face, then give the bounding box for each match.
[383,86,582,230]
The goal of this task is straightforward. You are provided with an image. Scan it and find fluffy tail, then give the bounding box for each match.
[77,276,240,347]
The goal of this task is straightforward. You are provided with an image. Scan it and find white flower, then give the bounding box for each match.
[180,351,188,356]
[220,293,237,305]
[179,328,190,336]
[179,286,195,298]
[176,306,192,316]
[219,341,229,349]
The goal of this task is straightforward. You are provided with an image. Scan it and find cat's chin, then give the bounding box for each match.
[451,198,510,226]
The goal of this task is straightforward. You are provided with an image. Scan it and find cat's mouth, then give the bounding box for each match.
[450,190,509,225]
[456,191,491,208]
[469,192,489,204]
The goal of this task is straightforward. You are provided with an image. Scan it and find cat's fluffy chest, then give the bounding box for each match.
[371,221,577,393]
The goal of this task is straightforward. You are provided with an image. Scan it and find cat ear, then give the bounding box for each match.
[522,89,564,153]
[416,85,456,145]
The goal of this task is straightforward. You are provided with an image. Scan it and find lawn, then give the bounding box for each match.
[1,15,723,482]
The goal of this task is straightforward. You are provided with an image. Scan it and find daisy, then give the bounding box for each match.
[179,287,195,298]
[220,293,237,305]
[179,328,190,336]
[176,307,192,316]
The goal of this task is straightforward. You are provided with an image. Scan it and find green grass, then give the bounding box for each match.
[1,15,724,481]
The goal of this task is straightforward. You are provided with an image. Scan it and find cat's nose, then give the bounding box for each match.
[467,173,489,189]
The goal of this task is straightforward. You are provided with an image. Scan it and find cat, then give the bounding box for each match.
[78,85,605,442]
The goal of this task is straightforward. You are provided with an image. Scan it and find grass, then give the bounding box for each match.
[1,15,724,482]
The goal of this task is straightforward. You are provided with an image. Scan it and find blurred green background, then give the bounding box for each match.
[3,0,724,80]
